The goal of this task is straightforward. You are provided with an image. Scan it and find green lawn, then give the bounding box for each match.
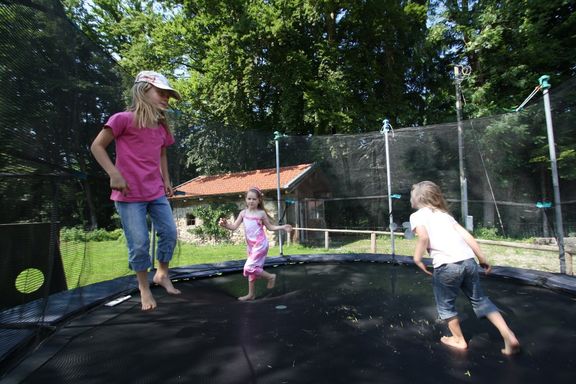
[59,236,566,288]
[59,240,342,287]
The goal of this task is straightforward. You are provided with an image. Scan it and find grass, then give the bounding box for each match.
[329,236,565,273]
[58,235,567,288]
[59,241,341,287]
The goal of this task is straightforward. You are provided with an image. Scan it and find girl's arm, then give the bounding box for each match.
[219,210,244,231]
[262,214,293,232]
[160,147,173,197]
[413,226,433,276]
[90,128,129,195]
[453,223,492,273]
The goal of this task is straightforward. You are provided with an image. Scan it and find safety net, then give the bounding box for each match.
[1,0,576,377]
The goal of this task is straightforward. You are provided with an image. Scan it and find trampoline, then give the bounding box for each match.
[1,254,575,384]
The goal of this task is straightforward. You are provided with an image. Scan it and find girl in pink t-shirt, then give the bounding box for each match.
[219,187,293,301]
[91,71,182,311]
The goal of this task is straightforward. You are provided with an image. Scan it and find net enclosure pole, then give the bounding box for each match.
[274,131,284,256]
[454,66,470,229]
[539,75,566,274]
[382,120,395,256]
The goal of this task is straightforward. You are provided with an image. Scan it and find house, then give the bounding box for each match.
[171,163,331,244]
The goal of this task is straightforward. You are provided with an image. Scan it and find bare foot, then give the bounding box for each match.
[502,332,521,355]
[238,294,255,301]
[153,274,181,295]
[267,274,276,289]
[140,288,157,311]
[441,336,468,350]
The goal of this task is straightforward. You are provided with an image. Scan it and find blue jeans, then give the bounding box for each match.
[115,196,177,272]
[433,258,499,320]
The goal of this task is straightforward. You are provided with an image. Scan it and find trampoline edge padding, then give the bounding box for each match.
[1,253,575,378]
[0,275,138,373]
[264,254,576,296]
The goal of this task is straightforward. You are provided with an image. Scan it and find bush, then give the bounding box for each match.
[474,226,503,240]
[87,228,123,241]
[190,203,237,242]
[60,227,123,242]
[60,227,86,242]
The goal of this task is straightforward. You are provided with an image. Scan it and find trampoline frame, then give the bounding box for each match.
[1,253,576,382]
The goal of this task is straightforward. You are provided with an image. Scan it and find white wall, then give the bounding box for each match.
[173,199,280,246]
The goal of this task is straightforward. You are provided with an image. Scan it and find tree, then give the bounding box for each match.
[432,0,576,117]
[1,0,125,228]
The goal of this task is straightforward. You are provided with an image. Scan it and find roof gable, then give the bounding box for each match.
[173,163,315,198]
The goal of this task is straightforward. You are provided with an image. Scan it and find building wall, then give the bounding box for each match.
[170,168,331,245]
[172,199,282,245]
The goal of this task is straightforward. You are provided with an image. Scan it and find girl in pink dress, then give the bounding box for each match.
[219,187,292,300]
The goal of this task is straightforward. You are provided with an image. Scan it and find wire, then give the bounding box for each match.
[515,85,541,111]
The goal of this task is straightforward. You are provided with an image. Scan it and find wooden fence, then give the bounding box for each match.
[291,227,573,275]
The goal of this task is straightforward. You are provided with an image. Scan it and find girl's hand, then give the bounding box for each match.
[218,218,228,228]
[110,173,129,195]
[164,183,174,197]
[416,262,433,276]
[479,262,492,274]
[284,224,293,232]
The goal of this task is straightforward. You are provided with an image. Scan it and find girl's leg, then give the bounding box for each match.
[148,196,180,295]
[153,261,181,295]
[443,317,468,350]
[115,201,156,310]
[115,201,152,271]
[486,312,521,355]
[259,270,276,289]
[239,278,256,301]
[137,270,156,311]
[460,259,519,354]
[433,264,466,348]
[460,259,499,317]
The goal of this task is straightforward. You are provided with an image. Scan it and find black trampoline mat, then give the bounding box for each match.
[6,262,576,383]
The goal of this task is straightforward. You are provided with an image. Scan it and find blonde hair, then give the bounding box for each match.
[246,187,270,215]
[128,82,170,131]
[411,181,449,212]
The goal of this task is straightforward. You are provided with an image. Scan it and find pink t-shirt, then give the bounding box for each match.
[105,111,174,202]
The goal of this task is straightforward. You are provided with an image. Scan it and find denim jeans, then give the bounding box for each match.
[432,258,499,320]
[115,196,177,272]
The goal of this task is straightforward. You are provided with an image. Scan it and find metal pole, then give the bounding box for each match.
[539,75,566,274]
[455,66,469,229]
[382,120,395,256]
[274,131,284,256]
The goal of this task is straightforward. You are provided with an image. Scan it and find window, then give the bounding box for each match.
[186,213,196,226]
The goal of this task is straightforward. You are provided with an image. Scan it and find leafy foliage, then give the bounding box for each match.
[60,227,124,242]
[6,0,573,234]
[0,0,125,228]
[61,0,576,182]
[473,226,504,241]
[190,203,238,241]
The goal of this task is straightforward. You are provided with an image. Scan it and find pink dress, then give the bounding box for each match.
[243,214,269,281]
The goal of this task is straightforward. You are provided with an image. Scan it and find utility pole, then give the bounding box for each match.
[454,65,470,229]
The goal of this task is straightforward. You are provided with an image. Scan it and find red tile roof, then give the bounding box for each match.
[173,163,314,199]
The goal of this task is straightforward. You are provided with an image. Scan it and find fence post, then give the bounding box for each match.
[324,231,329,250]
[566,252,573,275]
[371,232,376,253]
